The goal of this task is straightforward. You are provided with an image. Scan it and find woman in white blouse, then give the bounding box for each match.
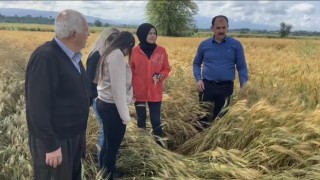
[94,31,135,179]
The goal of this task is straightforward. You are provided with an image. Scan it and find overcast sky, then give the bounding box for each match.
[0,1,319,31]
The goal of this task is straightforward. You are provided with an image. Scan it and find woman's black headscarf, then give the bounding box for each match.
[136,23,157,59]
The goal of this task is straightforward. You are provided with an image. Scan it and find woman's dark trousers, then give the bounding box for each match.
[96,99,126,180]
[135,101,163,144]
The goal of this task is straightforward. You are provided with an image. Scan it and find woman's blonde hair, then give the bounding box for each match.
[89,28,120,55]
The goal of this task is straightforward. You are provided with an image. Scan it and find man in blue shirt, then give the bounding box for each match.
[193,15,248,126]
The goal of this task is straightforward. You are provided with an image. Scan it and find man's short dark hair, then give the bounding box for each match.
[211,15,229,26]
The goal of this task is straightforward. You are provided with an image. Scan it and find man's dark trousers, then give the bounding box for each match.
[29,133,86,180]
[199,79,234,122]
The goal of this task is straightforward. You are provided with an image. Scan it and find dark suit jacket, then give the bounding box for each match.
[25,39,90,152]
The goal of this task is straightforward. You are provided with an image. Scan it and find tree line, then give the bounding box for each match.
[0,13,55,24]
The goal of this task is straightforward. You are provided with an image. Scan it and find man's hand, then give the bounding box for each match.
[46,147,62,168]
[238,82,249,100]
[196,80,205,92]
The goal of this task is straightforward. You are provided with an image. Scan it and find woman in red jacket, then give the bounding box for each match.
[130,23,171,146]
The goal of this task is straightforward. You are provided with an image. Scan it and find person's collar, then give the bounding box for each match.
[212,35,228,43]
[54,36,82,60]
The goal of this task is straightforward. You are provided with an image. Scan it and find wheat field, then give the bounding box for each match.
[0,29,320,180]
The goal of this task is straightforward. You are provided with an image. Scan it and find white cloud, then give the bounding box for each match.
[288,3,315,14]
[196,1,320,31]
[258,1,270,5]
[264,5,287,15]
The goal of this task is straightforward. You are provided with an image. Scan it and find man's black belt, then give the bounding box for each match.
[203,79,233,86]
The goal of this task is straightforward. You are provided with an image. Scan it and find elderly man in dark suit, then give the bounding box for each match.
[25,9,90,180]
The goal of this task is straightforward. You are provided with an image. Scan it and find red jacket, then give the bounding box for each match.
[130,45,171,102]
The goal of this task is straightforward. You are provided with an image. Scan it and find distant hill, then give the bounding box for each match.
[0,8,118,25]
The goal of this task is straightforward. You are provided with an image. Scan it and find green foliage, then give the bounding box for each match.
[239,28,250,34]
[103,22,110,27]
[94,19,102,27]
[145,0,199,36]
[280,22,293,38]
[0,13,54,24]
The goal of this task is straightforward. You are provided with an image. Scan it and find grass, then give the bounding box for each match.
[0,29,320,179]
[0,23,137,34]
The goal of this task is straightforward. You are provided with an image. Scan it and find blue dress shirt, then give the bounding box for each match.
[54,36,82,73]
[193,36,248,87]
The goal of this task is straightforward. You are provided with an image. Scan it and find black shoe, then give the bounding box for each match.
[113,170,125,178]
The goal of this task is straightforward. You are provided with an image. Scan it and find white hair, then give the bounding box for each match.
[90,28,120,55]
[54,9,87,39]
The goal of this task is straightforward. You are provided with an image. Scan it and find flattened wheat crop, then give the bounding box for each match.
[1,29,320,180]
